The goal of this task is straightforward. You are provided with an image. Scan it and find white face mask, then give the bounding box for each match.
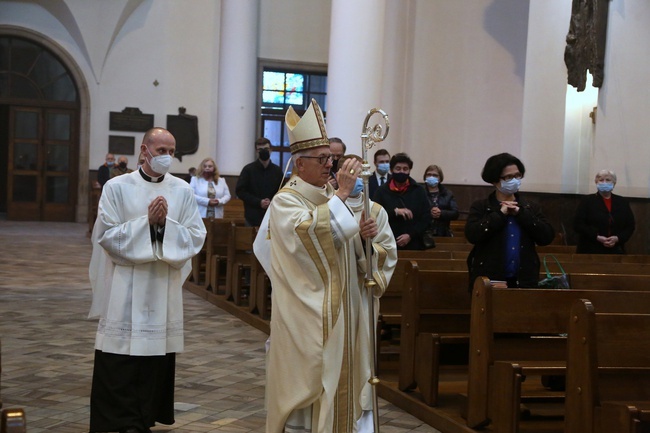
[146,148,172,175]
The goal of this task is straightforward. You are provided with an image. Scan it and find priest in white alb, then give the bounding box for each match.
[88,127,206,433]
[254,99,397,432]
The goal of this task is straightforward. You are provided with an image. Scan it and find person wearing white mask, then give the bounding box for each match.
[422,164,459,237]
[573,169,635,254]
[88,127,206,433]
[465,153,555,289]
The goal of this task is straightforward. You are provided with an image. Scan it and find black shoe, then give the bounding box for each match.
[119,428,141,433]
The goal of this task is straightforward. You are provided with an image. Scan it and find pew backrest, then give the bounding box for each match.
[565,299,650,433]
[467,277,650,427]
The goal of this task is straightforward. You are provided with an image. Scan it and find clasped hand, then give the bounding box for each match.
[597,235,619,248]
[500,201,519,215]
[148,196,168,226]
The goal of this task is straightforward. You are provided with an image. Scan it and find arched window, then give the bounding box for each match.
[0,36,78,103]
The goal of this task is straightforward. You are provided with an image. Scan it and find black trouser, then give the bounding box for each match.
[89,350,175,432]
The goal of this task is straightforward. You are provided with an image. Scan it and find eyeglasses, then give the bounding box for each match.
[300,154,333,165]
[500,173,523,181]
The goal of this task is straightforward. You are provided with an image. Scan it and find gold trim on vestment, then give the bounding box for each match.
[316,202,342,336]
[334,239,354,432]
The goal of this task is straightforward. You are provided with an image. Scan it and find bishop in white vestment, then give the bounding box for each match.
[260,100,397,433]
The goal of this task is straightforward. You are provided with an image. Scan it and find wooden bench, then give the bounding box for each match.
[565,299,650,433]
[190,218,244,292]
[449,219,466,236]
[398,265,471,406]
[223,198,245,221]
[250,255,272,320]
[189,217,212,288]
[207,219,234,295]
[381,255,650,330]
[225,224,257,306]
[466,278,650,433]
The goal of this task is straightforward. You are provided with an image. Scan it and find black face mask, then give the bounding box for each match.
[118,162,127,169]
[258,148,270,161]
[392,172,409,184]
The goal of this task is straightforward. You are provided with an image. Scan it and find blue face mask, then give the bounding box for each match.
[597,182,614,193]
[498,178,521,195]
[351,178,364,197]
[425,176,439,188]
[377,163,390,175]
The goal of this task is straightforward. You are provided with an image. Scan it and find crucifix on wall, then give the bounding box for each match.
[564,0,611,91]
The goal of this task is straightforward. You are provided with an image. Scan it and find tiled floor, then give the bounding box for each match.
[0,220,439,433]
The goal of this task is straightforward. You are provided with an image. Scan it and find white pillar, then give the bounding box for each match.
[326,0,387,149]
[215,0,259,175]
[379,1,414,155]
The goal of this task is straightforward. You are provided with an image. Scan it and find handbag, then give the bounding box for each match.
[422,231,436,250]
[538,254,569,289]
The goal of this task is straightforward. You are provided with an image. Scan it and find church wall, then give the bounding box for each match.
[258,0,331,64]
[399,0,530,186]
[520,0,572,195]
[593,0,650,198]
[92,1,220,173]
[0,0,221,176]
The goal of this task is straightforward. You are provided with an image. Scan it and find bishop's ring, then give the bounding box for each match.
[350,169,355,174]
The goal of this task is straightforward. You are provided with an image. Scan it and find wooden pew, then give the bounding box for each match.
[250,254,272,320]
[568,253,650,264]
[565,299,650,433]
[189,217,212,288]
[382,255,650,331]
[449,220,466,237]
[466,278,650,433]
[381,257,466,327]
[569,273,650,290]
[225,224,257,306]
[223,198,245,221]
[207,219,233,295]
[398,264,471,406]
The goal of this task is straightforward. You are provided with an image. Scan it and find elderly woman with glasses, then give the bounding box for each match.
[573,169,635,254]
[465,153,555,289]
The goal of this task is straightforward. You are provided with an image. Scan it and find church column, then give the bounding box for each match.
[326,0,388,147]
[215,0,259,175]
[378,1,414,155]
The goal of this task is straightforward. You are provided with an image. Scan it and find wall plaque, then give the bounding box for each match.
[109,107,154,132]
[166,107,199,161]
[108,135,135,155]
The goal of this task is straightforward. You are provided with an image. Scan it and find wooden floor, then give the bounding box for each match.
[184,284,566,433]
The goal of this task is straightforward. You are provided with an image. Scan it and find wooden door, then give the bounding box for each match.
[7,106,77,221]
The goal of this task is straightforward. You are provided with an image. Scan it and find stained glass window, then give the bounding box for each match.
[260,66,328,171]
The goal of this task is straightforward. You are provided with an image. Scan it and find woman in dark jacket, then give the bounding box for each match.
[573,169,635,254]
[422,164,459,237]
[465,153,555,289]
[374,153,431,250]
